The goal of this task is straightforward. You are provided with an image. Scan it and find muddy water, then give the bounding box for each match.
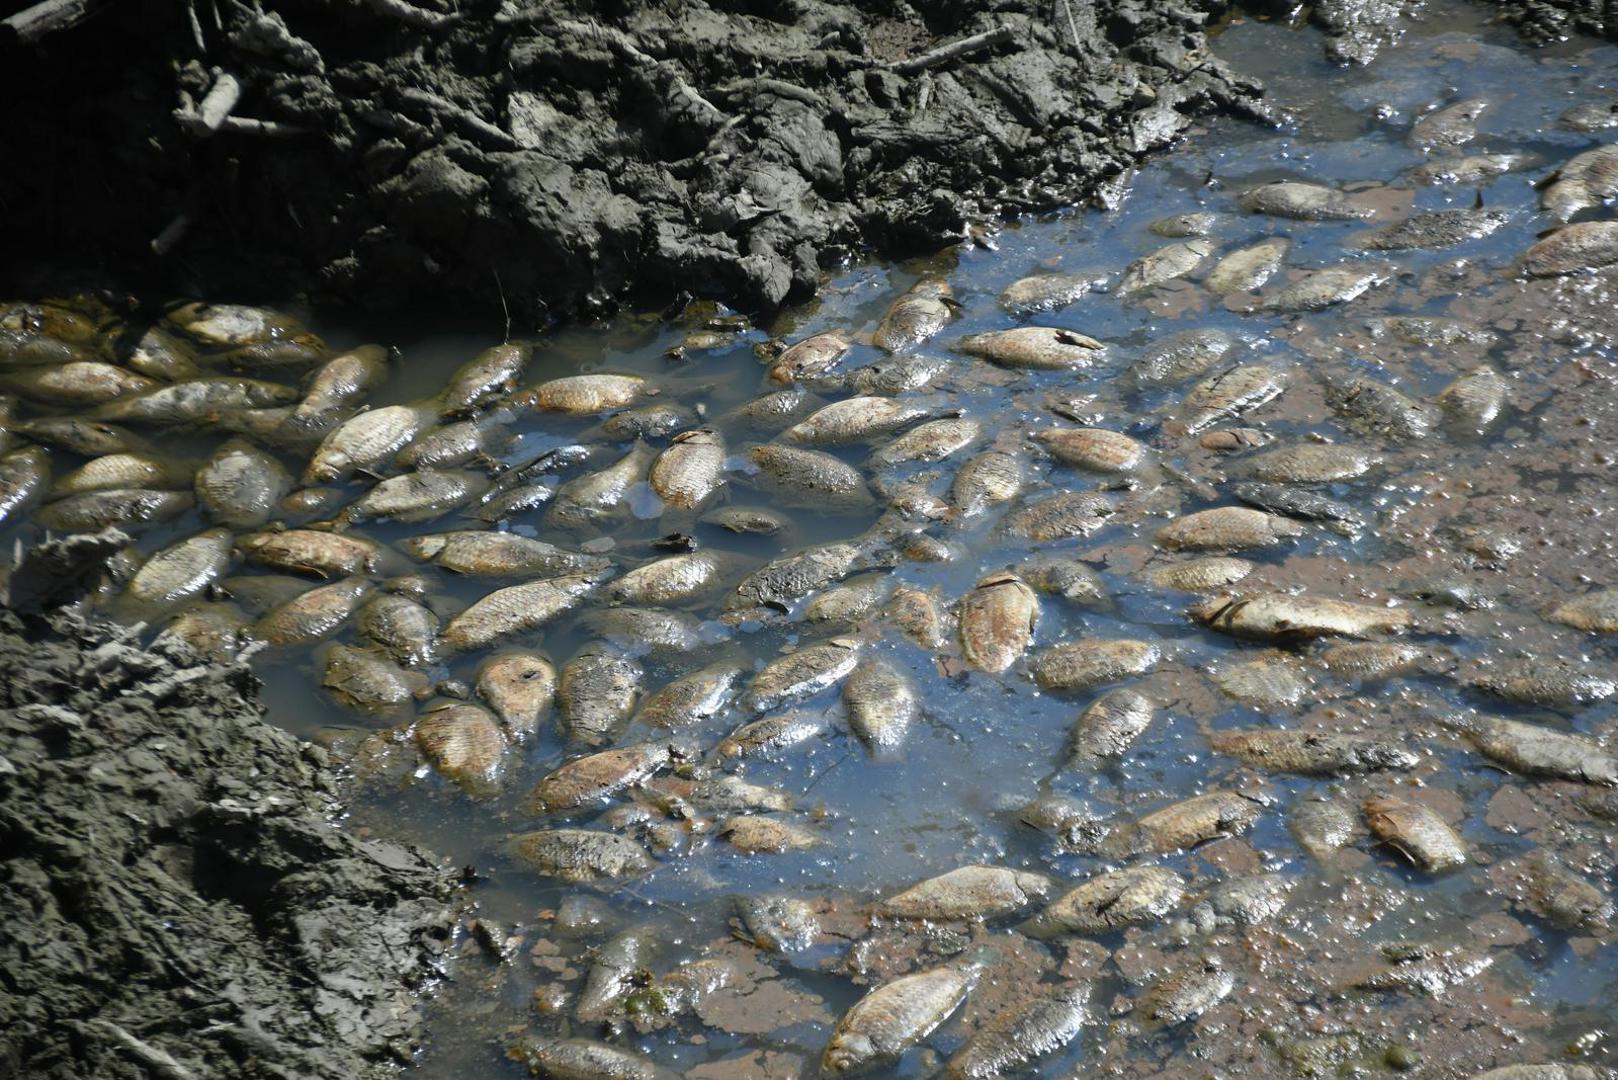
[5,2,1618,1077]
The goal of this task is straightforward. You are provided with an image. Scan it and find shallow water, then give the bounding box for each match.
[6,1,1618,1076]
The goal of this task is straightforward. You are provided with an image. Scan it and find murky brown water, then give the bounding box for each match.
[5,3,1618,1077]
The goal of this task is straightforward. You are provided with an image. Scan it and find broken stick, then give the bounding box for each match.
[888,25,1015,75]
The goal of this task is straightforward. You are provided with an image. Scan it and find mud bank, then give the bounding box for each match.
[0,0,1264,322]
[0,543,454,1080]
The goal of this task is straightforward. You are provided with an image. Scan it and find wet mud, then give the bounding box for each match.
[0,0,1265,324]
[0,541,455,1079]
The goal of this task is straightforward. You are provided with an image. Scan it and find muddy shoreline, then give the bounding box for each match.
[0,541,455,1079]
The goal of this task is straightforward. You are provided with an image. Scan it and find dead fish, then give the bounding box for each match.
[1551,587,1618,633]
[1247,443,1380,483]
[596,402,698,441]
[165,301,306,347]
[959,573,1038,674]
[868,418,982,469]
[397,416,513,470]
[721,386,821,431]
[785,396,937,447]
[440,571,603,653]
[557,644,643,748]
[1320,641,1442,680]
[654,774,793,815]
[732,894,821,953]
[252,577,372,647]
[1157,506,1302,551]
[1413,153,1537,187]
[717,709,829,758]
[821,958,982,1075]
[304,403,433,483]
[605,550,729,606]
[438,342,527,415]
[401,531,606,578]
[522,373,644,414]
[941,985,1089,1080]
[1106,791,1265,857]
[1205,237,1291,296]
[294,344,390,421]
[1115,239,1215,297]
[356,592,439,667]
[238,529,380,578]
[1322,373,1438,440]
[1031,640,1159,692]
[509,1038,677,1080]
[1173,365,1288,434]
[1068,688,1155,766]
[1000,492,1115,543]
[749,443,873,510]
[123,528,234,610]
[549,441,655,529]
[1410,97,1488,148]
[649,428,725,509]
[51,451,185,499]
[873,277,957,352]
[511,829,652,882]
[1150,211,1226,237]
[842,353,951,396]
[1540,144,1618,221]
[1351,942,1492,995]
[1262,265,1390,313]
[13,416,149,457]
[1231,481,1367,532]
[156,601,247,663]
[1192,873,1291,931]
[722,815,821,853]
[1019,556,1108,605]
[1353,208,1509,251]
[476,651,556,738]
[637,663,742,729]
[580,606,705,655]
[956,326,1105,370]
[949,450,1024,517]
[35,488,193,533]
[3,361,157,407]
[1438,365,1508,432]
[89,377,299,423]
[767,331,850,384]
[879,865,1053,921]
[1523,221,1618,277]
[1037,428,1147,473]
[1192,592,1412,640]
[843,656,918,758]
[745,637,860,712]
[1146,557,1253,592]
[1140,957,1234,1028]
[702,505,789,535]
[998,272,1095,315]
[1290,796,1360,861]
[1239,180,1370,220]
[1440,714,1617,785]
[575,930,654,1022]
[1129,328,1236,388]
[1209,728,1416,775]
[1469,658,1616,708]
[885,585,948,649]
[1213,654,1311,708]
[805,575,893,623]
[339,468,487,526]
[727,540,883,613]
[321,643,429,712]
[1369,315,1499,349]
[1363,795,1467,871]
[528,741,681,816]
[194,438,292,528]
[1022,867,1186,937]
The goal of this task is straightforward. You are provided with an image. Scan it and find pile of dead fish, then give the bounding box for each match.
[3,121,1618,1079]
